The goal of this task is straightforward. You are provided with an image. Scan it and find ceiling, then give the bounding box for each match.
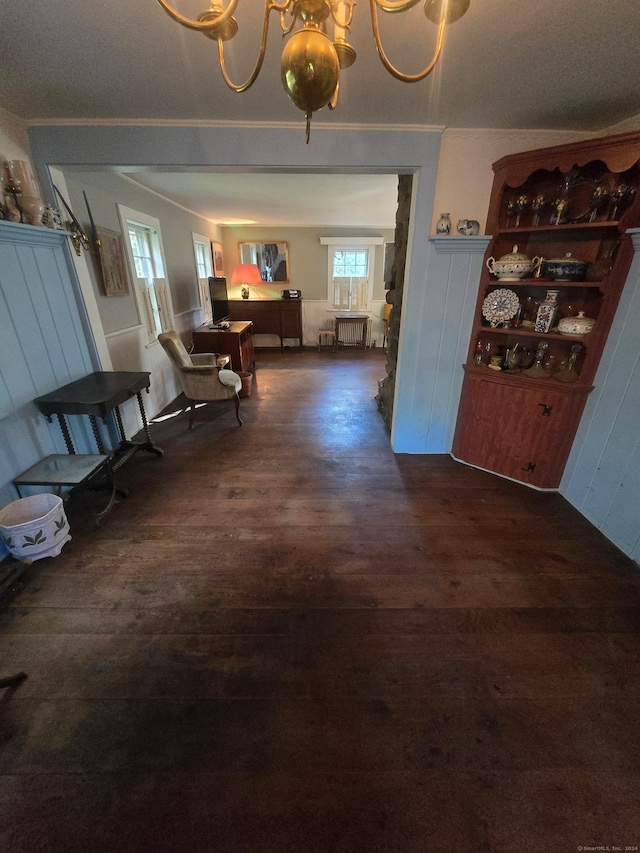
[2,0,640,227]
[116,168,402,228]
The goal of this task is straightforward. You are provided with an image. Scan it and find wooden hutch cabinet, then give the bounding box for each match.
[452,131,640,488]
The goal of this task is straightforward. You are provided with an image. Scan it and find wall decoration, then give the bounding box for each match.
[238,241,289,283]
[212,241,225,277]
[96,227,129,296]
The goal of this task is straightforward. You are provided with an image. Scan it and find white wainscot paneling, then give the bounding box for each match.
[105,327,180,441]
[301,301,387,349]
[561,229,640,564]
[0,221,98,557]
[393,236,490,454]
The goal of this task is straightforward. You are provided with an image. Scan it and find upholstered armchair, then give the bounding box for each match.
[158,331,243,429]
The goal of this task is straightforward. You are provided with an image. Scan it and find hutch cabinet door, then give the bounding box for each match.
[453,374,588,488]
[280,301,303,339]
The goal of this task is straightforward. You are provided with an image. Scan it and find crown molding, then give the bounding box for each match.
[24,116,446,134]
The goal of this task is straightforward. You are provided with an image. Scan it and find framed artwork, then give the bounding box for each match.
[212,242,225,277]
[96,227,129,297]
[238,241,289,283]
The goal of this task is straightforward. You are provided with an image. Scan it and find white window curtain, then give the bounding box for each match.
[332,275,369,311]
[192,233,214,321]
[320,237,384,312]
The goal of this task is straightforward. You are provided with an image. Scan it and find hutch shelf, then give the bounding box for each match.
[452,131,640,489]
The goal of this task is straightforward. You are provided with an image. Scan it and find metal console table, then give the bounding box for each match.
[33,371,163,476]
[14,454,116,525]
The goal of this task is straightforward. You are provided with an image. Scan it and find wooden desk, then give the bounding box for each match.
[229,299,302,350]
[335,314,369,348]
[33,371,163,471]
[192,321,255,372]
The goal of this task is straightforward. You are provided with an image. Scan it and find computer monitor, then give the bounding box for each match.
[208,276,230,325]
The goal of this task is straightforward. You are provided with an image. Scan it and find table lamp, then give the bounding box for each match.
[231,263,263,299]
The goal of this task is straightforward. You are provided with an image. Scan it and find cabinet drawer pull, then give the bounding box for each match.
[538,403,553,416]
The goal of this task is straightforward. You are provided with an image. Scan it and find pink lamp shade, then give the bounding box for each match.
[230,263,263,285]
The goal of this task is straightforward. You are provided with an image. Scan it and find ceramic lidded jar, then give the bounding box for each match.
[557,311,596,336]
[542,252,588,281]
[486,245,540,280]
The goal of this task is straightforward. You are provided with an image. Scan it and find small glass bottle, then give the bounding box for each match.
[473,340,484,365]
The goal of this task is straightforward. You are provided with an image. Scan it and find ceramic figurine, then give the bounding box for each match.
[457,219,480,236]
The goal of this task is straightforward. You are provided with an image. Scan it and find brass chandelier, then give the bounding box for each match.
[156,0,470,141]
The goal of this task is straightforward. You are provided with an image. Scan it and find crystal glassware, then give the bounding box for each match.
[588,184,609,222]
[513,194,528,227]
[506,199,515,228]
[609,184,635,220]
[531,194,545,226]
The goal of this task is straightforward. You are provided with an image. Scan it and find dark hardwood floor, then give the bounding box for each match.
[1,349,639,853]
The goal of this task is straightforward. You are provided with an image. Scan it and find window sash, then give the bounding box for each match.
[331,247,370,310]
[333,249,369,278]
[121,209,172,343]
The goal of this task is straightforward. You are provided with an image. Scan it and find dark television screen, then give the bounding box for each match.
[208,276,230,325]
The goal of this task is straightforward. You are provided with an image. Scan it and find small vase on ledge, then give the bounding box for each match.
[436,213,452,234]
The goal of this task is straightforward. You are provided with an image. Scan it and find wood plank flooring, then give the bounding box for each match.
[1,349,639,853]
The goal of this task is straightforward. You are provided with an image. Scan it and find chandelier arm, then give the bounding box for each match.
[155,0,239,32]
[216,1,275,93]
[279,9,297,36]
[369,0,446,81]
[327,79,340,110]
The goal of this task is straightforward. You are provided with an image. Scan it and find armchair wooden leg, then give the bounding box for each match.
[235,395,243,426]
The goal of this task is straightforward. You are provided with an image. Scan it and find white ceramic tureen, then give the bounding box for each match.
[557,311,596,336]
[486,245,540,281]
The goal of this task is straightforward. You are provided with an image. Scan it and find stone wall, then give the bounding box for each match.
[376,174,412,430]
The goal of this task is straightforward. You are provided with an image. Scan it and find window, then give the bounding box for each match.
[320,237,384,312]
[332,248,369,311]
[119,206,173,343]
[192,233,213,321]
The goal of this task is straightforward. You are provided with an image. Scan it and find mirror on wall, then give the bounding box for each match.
[239,241,289,283]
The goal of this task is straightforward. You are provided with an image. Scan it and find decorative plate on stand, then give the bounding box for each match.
[482,288,520,327]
